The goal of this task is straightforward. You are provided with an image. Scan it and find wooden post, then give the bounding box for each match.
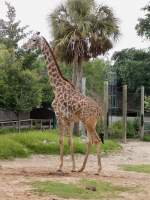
[49,119,51,129]
[18,120,21,133]
[30,119,33,129]
[82,77,86,95]
[140,86,144,140]
[123,85,127,143]
[104,81,109,139]
[41,119,42,130]
[80,77,86,136]
[17,112,21,133]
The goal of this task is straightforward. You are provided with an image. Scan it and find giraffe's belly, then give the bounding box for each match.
[52,93,101,122]
[62,106,100,123]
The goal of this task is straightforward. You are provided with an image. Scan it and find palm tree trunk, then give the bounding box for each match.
[72,62,83,92]
[72,58,83,135]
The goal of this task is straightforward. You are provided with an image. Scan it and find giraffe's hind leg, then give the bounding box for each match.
[78,121,93,172]
[78,118,102,174]
[95,139,102,175]
[78,140,92,172]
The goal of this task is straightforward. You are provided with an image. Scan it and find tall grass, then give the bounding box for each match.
[0,129,121,159]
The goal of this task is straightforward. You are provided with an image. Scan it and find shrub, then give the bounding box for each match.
[108,119,139,138]
[108,120,122,138]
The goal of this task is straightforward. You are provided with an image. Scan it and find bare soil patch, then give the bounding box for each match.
[0,140,150,200]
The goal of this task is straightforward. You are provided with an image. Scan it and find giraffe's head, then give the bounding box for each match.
[23,32,42,50]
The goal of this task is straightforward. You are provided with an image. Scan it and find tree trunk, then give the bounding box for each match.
[72,59,83,135]
[72,62,83,92]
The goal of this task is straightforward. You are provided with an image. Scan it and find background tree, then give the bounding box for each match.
[0,45,42,119]
[136,2,150,40]
[112,48,150,92]
[0,2,54,122]
[0,1,29,49]
[49,0,120,91]
[82,59,108,99]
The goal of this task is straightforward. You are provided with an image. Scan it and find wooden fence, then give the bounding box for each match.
[0,119,53,130]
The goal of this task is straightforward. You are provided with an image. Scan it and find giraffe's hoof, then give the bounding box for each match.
[71,169,76,173]
[94,170,101,176]
[57,169,63,173]
[78,168,84,173]
[94,172,100,176]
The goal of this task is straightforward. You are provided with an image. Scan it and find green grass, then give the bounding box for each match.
[121,164,150,174]
[0,128,18,135]
[0,129,121,159]
[0,137,29,159]
[32,179,135,199]
[143,134,150,142]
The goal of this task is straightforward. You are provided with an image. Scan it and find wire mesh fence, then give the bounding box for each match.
[108,85,143,140]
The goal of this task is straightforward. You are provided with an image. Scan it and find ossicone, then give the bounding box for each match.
[36,32,40,35]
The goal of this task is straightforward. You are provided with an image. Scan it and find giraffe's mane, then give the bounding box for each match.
[42,37,75,89]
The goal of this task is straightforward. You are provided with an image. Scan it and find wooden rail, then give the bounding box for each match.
[0,119,53,130]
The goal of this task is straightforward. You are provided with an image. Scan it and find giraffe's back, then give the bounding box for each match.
[52,88,102,123]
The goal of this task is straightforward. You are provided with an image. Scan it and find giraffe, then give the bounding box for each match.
[24,32,104,175]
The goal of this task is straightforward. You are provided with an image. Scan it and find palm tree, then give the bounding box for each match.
[49,0,120,134]
[49,0,120,91]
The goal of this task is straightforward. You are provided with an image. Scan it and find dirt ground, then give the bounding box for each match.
[0,140,150,200]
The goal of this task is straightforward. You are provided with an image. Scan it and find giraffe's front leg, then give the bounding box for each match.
[58,133,64,172]
[57,120,65,172]
[67,126,76,172]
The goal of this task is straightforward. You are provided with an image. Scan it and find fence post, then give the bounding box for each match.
[104,81,109,139]
[82,77,86,95]
[140,86,144,140]
[49,119,51,129]
[80,77,86,136]
[18,120,21,133]
[30,119,33,129]
[41,119,42,130]
[123,85,127,143]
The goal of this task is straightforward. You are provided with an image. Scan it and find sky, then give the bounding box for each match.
[0,0,150,57]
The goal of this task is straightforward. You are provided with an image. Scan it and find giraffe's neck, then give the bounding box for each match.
[40,37,67,93]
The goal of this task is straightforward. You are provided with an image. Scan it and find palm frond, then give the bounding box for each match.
[48,0,120,64]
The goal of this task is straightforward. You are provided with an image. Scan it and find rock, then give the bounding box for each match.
[85,186,96,191]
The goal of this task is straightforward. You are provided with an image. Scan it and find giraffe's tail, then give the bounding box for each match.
[97,107,105,144]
